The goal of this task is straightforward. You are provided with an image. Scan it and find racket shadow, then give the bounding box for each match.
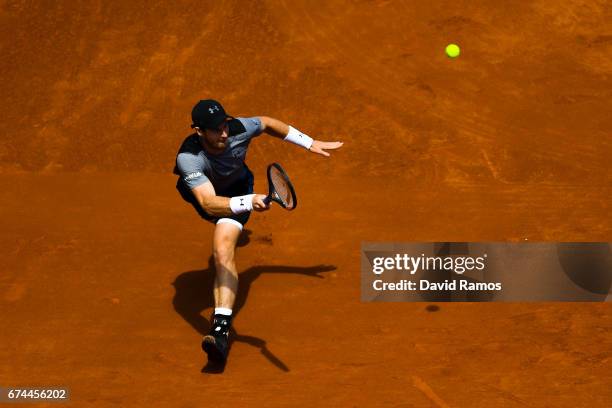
[172,253,336,372]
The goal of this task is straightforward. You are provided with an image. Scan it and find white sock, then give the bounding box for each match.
[214,307,233,316]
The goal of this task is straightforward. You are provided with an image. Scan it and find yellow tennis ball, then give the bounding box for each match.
[445,44,460,58]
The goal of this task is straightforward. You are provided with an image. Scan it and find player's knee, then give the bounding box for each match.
[213,244,235,267]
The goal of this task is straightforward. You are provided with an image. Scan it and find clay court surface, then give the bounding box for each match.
[1,0,611,406]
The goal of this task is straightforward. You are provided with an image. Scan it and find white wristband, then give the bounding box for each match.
[285,126,314,150]
[229,194,255,214]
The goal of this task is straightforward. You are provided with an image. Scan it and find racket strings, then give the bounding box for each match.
[270,167,294,209]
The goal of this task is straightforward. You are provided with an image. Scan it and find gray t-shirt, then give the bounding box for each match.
[175,117,262,191]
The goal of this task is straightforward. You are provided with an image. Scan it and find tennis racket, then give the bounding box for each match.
[262,163,297,210]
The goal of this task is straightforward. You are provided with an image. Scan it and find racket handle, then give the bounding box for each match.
[263,195,272,205]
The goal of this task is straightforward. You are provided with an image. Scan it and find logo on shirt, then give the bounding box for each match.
[232,146,247,159]
[185,171,203,181]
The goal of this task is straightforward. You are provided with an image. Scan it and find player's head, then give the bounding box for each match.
[191,99,232,129]
[191,99,233,150]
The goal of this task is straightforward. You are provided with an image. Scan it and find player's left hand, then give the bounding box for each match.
[309,140,344,157]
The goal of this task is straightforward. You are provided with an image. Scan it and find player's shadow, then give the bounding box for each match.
[172,236,335,373]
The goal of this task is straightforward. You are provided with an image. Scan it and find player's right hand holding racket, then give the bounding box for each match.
[252,195,271,211]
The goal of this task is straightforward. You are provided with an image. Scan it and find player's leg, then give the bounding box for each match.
[201,172,253,363]
[212,220,242,309]
[210,171,253,309]
[202,219,242,363]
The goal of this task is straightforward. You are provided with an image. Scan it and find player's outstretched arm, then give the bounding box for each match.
[259,116,343,157]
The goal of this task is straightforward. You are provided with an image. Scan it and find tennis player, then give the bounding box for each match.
[174,99,343,364]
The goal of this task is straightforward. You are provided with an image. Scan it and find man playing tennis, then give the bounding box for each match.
[174,99,343,364]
